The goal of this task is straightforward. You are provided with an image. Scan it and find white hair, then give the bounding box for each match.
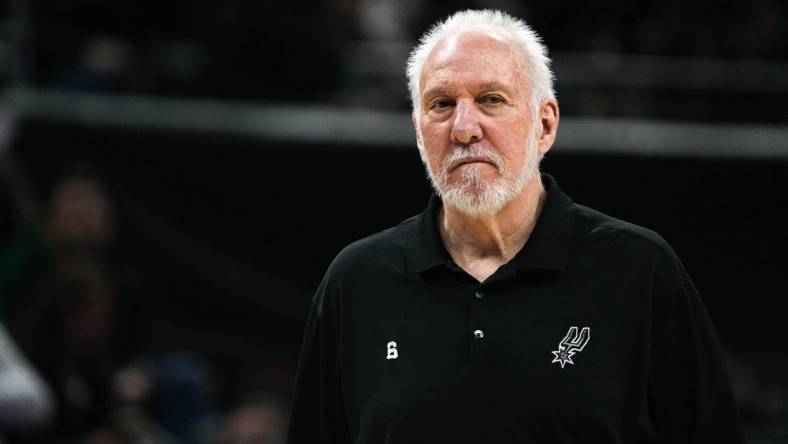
[406,9,555,118]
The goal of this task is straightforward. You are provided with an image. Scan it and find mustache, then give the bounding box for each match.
[442,145,504,173]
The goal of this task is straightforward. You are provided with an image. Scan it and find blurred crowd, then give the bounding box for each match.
[0,154,288,444]
[16,0,785,110]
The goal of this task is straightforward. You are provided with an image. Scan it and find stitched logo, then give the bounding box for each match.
[386,341,398,360]
[551,326,590,368]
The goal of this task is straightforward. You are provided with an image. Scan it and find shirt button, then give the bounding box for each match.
[473,329,484,339]
[474,290,484,299]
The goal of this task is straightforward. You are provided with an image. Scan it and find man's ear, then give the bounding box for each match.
[537,99,560,156]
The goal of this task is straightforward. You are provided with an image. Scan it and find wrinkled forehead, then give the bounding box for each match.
[419,29,526,95]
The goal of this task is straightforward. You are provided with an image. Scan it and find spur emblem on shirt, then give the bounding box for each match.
[386,341,398,360]
[551,326,590,368]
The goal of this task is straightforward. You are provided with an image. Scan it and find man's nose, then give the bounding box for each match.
[450,99,483,145]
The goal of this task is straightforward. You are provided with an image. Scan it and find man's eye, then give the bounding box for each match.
[432,99,453,110]
[481,95,504,104]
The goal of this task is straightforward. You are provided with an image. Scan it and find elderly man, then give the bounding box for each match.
[287,10,745,444]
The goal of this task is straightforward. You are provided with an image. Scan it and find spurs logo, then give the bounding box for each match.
[386,341,398,360]
[551,326,590,368]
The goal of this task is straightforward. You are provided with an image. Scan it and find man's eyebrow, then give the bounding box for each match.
[478,81,512,93]
[422,87,450,101]
[421,82,512,101]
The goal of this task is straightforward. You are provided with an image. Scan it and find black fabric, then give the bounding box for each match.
[287,174,745,444]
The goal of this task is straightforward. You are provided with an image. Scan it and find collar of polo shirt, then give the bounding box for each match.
[403,173,575,273]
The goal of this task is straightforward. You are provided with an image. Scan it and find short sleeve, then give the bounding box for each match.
[648,250,746,443]
[287,274,353,444]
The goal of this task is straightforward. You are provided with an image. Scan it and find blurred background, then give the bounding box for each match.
[0,0,786,443]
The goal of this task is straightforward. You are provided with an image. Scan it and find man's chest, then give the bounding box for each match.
[338,270,653,442]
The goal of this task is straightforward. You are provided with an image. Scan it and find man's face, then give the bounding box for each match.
[415,30,541,215]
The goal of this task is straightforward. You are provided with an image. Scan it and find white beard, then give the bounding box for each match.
[419,133,541,216]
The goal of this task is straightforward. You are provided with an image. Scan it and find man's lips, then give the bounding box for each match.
[451,157,496,171]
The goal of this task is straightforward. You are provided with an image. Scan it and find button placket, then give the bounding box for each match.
[468,286,488,367]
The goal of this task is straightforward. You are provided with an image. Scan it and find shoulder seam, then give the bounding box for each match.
[573,205,671,253]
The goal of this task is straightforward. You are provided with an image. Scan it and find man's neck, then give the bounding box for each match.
[439,177,546,282]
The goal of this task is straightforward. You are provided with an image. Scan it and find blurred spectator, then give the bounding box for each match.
[47,167,116,260]
[148,352,218,443]
[6,163,159,361]
[49,35,142,93]
[220,394,286,444]
[15,260,118,440]
[112,353,217,444]
[1,161,116,326]
[0,161,164,442]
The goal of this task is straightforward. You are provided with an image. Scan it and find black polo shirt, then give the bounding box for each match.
[287,174,745,444]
